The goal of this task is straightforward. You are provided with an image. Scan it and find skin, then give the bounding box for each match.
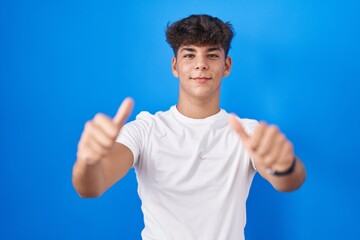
[228,117,306,192]
[72,98,134,197]
[172,45,232,119]
[72,44,306,198]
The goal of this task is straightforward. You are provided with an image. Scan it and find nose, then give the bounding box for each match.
[195,56,209,70]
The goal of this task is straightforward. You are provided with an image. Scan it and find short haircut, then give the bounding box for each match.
[165,14,235,57]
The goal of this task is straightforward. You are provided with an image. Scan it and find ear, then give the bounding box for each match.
[223,56,232,77]
[171,57,179,78]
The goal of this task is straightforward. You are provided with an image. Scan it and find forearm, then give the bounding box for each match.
[259,157,306,192]
[72,158,107,198]
[72,143,134,198]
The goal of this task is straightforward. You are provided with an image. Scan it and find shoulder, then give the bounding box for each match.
[135,108,171,120]
[135,108,172,122]
[126,108,173,129]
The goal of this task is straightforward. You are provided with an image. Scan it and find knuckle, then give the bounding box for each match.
[269,125,279,133]
[77,140,84,150]
[84,121,93,131]
[256,125,265,134]
[76,151,84,160]
[277,133,286,144]
[287,142,294,152]
[259,121,267,127]
[94,113,105,122]
[280,133,286,140]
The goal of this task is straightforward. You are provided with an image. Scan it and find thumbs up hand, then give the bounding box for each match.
[228,114,295,174]
[76,98,134,165]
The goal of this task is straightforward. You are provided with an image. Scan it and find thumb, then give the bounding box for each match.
[113,97,134,128]
[228,114,251,146]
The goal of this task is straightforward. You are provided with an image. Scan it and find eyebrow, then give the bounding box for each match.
[180,47,221,53]
[180,47,196,53]
[207,47,221,52]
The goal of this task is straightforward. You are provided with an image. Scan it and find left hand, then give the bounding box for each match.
[228,114,295,173]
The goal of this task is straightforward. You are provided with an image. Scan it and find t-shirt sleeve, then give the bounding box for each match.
[116,112,150,167]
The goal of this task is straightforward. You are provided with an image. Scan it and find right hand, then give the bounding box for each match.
[76,98,134,165]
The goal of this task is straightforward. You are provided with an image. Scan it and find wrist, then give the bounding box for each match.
[267,156,297,177]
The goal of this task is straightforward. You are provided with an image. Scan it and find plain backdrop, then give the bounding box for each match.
[1,0,359,239]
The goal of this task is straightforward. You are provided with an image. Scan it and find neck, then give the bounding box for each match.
[176,93,221,119]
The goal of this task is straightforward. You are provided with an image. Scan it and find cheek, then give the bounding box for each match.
[214,66,225,77]
[177,63,192,75]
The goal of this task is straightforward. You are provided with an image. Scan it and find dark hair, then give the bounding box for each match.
[165,14,235,57]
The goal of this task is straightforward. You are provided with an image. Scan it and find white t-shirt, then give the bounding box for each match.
[116,106,258,240]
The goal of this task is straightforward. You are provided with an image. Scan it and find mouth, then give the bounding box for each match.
[191,77,211,83]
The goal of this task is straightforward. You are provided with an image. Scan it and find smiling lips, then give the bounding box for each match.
[191,77,211,83]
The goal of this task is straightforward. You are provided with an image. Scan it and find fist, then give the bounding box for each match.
[228,114,294,173]
[76,98,134,164]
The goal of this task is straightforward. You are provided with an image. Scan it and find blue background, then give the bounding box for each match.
[1,0,359,239]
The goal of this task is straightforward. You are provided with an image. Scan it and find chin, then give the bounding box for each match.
[191,92,217,100]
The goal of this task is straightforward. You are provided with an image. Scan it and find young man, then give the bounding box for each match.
[72,14,306,240]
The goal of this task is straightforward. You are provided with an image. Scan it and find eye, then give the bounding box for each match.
[208,54,219,59]
[183,54,195,59]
